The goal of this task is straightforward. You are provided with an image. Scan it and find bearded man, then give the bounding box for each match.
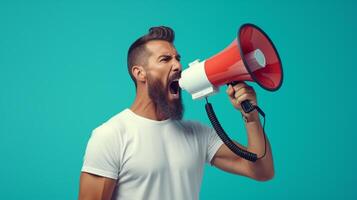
[79,26,274,200]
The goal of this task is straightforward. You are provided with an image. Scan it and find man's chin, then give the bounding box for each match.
[164,95,183,120]
[170,99,184,120]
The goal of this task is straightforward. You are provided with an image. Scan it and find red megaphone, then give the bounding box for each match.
[179,23,283,99]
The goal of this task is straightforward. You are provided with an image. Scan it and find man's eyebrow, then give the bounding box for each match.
[157,54,172,60]
[157,54,181,60]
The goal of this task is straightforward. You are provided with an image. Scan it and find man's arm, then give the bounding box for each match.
[78,172,117,200]
[211,83,274,181]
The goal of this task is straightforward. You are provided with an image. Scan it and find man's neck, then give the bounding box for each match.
[130,92,168,121]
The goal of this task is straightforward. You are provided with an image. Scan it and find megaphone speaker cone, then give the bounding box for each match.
[238,23,283,91]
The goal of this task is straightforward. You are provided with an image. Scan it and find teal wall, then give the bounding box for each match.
[1,0,356,199]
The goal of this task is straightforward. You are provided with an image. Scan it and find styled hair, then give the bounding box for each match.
[127,26,175,87]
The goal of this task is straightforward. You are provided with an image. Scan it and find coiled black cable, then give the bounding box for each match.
[205,98,267,162]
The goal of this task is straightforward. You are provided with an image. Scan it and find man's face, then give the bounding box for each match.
[144,40,183,120]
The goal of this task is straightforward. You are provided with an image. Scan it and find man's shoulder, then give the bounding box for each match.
[91,109,130,138]
[178,119,200,127]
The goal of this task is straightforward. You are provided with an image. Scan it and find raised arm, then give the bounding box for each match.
[211,83,274,181]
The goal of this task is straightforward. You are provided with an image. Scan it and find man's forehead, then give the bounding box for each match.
[146,40,178,56]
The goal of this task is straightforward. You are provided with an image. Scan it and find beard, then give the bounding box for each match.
[147,74,184,120]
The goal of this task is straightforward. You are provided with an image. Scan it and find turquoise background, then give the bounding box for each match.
[1,0,356,199]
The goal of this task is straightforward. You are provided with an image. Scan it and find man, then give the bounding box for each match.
[78,26,274,200]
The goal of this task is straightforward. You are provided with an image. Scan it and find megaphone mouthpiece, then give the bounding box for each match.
[179,59,219,100]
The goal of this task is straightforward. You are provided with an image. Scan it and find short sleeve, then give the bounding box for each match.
[81,124,122,180]
[189,121,223,165]
[204,125,223,164]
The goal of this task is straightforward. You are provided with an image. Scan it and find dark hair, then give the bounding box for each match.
[127,26,175,87]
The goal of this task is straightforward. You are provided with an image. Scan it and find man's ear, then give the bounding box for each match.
[132,65,147,83]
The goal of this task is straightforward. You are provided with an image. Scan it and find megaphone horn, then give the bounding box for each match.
[179,23,283,99]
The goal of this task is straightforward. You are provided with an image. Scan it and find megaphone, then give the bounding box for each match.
[179,23,283,162]
[179,23,283,99]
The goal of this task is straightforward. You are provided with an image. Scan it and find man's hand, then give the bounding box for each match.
[226,82,259,122]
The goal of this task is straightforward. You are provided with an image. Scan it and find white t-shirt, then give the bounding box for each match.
[81,109,223,200]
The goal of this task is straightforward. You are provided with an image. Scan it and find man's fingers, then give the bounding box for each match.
[235,91,255,99]
[232,82,246,92]
[233,85,255,98]
[226,82,247,96]
[226,85,235,99]
[225,82,258,111]
[227,82,257,105]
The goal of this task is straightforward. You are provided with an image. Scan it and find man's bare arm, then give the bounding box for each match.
[212,135,274,181]
[78,172,117,200]
[211,83,274,181]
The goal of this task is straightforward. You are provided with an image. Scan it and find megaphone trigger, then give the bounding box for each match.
[240,100,256,113]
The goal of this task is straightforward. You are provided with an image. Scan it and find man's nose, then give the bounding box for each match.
[172,60,182,72]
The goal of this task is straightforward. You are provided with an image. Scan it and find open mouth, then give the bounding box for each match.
[168,79,180,99]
